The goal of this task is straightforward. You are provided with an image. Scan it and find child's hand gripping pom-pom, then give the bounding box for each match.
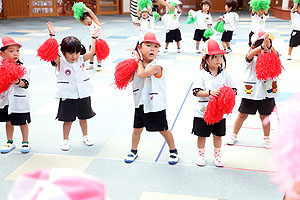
[255,51,284,80]
[203,86,236,125]
[72,2,86,20]
[249,0,270,12]
[186,10,197,24]
[214,21,225,33]
[0,60,26,93]
[95,39,110,62]
[37,38,59,62]
[114,59,139,90]
[203,28,214,38]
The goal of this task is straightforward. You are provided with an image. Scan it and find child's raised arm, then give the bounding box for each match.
[83,28,101,62]
[292,2,298,12]
[47,22,60,68]
[84,6,101,26]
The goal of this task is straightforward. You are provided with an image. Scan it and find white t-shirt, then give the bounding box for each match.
[193,67,235,118]
[88,20,103,42]
[250,13,269,33]
[192,11,212,30]
[162,9,181,31]
[223,12,235,31]
[291,11,300,31]
[139,15,155,35]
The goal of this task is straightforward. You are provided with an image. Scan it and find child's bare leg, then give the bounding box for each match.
[233,112,248,135]
[197,136,206,149]
[5,121,14,141]
[20,124,29,142]
[176,41,180,49]
[259,114,270,137]
[226,42,231,49]
[165,42,169,49]
[288,47,293,55]
[79,119,87,136]
[222,41,227,49]
[131,128,143,150]
[90,55,94,64]
[159,129,175,150]
[63,122,72,140]
[213,135,222,148]
[196,41,200,50]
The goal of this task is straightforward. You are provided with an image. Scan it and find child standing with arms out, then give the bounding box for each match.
[79,6,103,71]
[47,22,100,151]
[249,9,269,47]
[192,39,236,167]
[162,2,182,53]
[124,32,179,165]
[0,37,31,154]
[192,0,213,53]
[227,32,278,148]
[287,2,300,60]
[215,0,238,53]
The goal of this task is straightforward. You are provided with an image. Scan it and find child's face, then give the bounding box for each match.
[207,54,223,68]
[64,52,80,63]
[83,16,92,25]
[0,45,20,63]
[139,42,159,61]
[225,5,231,12]
[202,3,210,12]
[141,11,149,18]
[256,10,263,16]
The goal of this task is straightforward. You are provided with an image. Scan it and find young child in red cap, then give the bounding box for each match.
[192,38,236,167]
[0,36,31,154]
[124,32,179,165]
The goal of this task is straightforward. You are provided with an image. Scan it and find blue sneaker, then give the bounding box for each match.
[124,152,138,163]
[1,143,15,154]
[168,152,179,165]
[21,143,30,153]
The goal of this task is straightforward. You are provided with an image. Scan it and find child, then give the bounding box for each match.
[287,2,300,60]
[249,9,269,47]
[124,32,179,165]
[227,31,278,148]
[46,22,100,151]
[192,39,236,167]
[192,0,213,53]
[162,2,182,53]
[0,36,31,154]
[79,6,103,71]
[215,0,238,53]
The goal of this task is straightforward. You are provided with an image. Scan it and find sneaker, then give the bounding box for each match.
[168,152,179,165]
[61,140,70,151]
[196,151,205,166]
[177,48,181,53]
[196,49,202,54]
[21,143,30,153]
[264,138,272,149]
[1,143,15,154]
[226,48,232,53]
[124,152,138,163]
[214,155,224,167]
[83,135,94,146]
[227,134,237,145]
[287,55,292,60]
[163,48,168,53]
[96,64,102,72]
[86,64,94,70]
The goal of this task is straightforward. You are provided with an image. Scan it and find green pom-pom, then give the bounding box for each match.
[249,0,270,12]
[294,0,300,3]
[72,2,86,20]
[186,16,197,24]
[214,20,225,33]
[153,11,159,22]
[203,28,214,38]
[168,2,177,14]
[138,0,152,10]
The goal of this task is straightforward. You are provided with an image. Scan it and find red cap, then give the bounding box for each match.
[139,32,161,47]
[202,39,226,55]
[0,36,22,49]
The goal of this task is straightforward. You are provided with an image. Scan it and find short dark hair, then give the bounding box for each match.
[200,54,227,70]
[200,0,212,9]
[60,36,82,54]
[80,12,91,21]
[226,0,238,11]
[0,46,8,52]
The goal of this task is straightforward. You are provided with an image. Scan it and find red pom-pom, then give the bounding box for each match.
[114,58,138,90]
[37,38,59,62]
[203,86,236,125]
[96,39,110,62]
[0,60,26,93]
[256,52,284,80]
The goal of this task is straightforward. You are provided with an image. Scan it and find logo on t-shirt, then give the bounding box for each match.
[259,20,264,25]
[65,69,71,76]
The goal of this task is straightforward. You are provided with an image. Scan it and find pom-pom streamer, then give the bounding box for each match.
[214,21,225,33]
[114,59,138,90]
[249,0,270,12]
[95,39,110,62]
[138,0,152,10]
[0,60,26,93]
[255,52,284,80]
[294,0,300,3]
[37,38,59,62]
[203,86,236,125]
[72,2,85,20]
[203,28,214,38]
[153,11,159,22]
[186,16,197,24]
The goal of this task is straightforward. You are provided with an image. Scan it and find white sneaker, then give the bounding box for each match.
[163,48,168,53]
[227,134,237,145]
[287,55,292,60]
[196,49,202,54]
[226,48,232,53]
[177,49,181,53]
[124,152,138,163]
[21,143,30,153]
[264,138,272,149]
[86,64,94,70]
[214,155,224,167]
[1,143,15,154]
[96,64,102,72]
[168,152,179,165]
[83,135,94,146]
[196,151,205,166]
[61,140,70,151]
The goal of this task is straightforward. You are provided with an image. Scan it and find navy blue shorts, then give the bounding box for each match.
[192,117,226,137]
[0,105,31,125]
